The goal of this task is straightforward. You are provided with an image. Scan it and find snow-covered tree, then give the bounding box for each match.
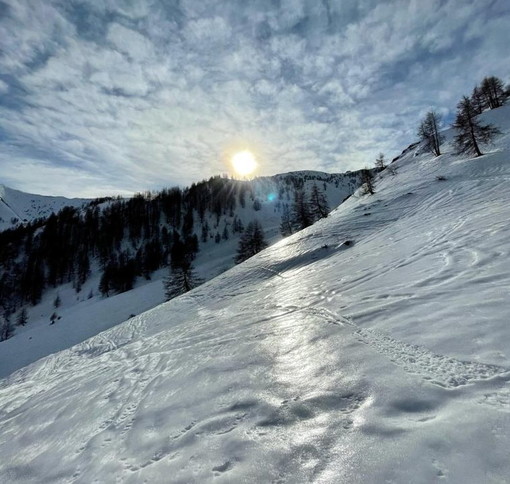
[453,96,501,157]
[0,311,12,341]
[53,294,61,308]
[235,220,268,264]
[418,111,444,157]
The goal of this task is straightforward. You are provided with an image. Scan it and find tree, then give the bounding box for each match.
[418,111,444,157]
[291,188,313,230]
[309,184,329,222]
[360,169,375,195]
[163,264,203,301]
[235,220,268,264]
[0,311,12,342]
[374,153,386,170]
[453,96,501,157]
[470,86,486,115]
[480,76,507,110]
[53,294,61,309]
[16,307,28,326]
[280,204,294,237]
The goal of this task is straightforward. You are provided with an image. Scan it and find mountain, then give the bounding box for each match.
[1,105,509,482]
[0,184,91,231]
[0,170,364,374]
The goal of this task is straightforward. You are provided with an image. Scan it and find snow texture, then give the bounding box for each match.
[1,106,510,482]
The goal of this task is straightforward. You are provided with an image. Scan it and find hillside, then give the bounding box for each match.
[0,170,362,376]
[0,105,509,482]
[0,185,90,232]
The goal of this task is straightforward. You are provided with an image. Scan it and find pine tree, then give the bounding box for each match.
[280,204,294,237]
[16,307,28,326]
[291,188,313,230]
[453,96,501,157]
[417,111,444,157]
[0,311,12,342]
[53,294,61,308]
[163,264,203,301]
[235,220,268,264]
[309,184,329,222]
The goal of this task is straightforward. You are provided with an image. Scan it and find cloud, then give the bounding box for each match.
[0,0,509,197]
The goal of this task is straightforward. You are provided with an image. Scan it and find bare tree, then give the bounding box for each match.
[480,76,507,110]
[374,153,386,170]
[418,111,444,157]
[452,96,500,157]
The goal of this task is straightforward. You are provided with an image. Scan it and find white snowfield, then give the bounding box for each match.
[1,106,510,482]
[0,184,90,231]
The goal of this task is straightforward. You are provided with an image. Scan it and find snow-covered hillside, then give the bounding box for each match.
[1,106,510,482]
[0,170,359,377]
[0,184,90,231]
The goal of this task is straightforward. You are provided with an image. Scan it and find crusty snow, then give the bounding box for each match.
[1,106,510,482]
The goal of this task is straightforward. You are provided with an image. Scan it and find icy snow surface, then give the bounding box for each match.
[1,106,510,482]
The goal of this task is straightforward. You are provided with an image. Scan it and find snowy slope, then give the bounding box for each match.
[0,184,90,231]
[0,170,358,377]
[1,106,510,482]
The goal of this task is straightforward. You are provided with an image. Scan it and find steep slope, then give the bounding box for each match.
[0,106,509,482]
[0,184,90,231]
[0,170,360,376]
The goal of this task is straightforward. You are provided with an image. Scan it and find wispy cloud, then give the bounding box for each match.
[0,0,509,196]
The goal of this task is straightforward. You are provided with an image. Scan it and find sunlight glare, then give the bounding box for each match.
[231,150,257,176]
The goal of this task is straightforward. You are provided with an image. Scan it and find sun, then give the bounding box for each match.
[231,150,257,177]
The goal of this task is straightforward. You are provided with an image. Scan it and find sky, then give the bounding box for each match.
[0,0,509,198]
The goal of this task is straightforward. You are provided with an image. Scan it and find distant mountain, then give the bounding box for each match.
[0,184,91,231]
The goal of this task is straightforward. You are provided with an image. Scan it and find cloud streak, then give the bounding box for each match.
[0,0,509,197]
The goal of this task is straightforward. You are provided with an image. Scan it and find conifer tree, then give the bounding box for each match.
[291,188,313,230]
[235,220,268,264]
[17,307,28,326]
[280,204,294,237]
[163,264,203,301]
[453,96,500,157]
[309,184,329,222]
[375,153,386,170]
[480,76,507,110]
[418,111,444,157]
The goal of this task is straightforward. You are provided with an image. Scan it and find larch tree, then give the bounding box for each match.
[480,76,507,110]
[309,184,330,222]
[418,111,444,157]
[452,96,500,157]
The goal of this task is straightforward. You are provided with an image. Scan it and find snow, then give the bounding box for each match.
[1,105,510,482]
[0,170,356,378]
[0,184,90,231]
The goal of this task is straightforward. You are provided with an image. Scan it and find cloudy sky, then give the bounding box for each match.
[0,0,509,197]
